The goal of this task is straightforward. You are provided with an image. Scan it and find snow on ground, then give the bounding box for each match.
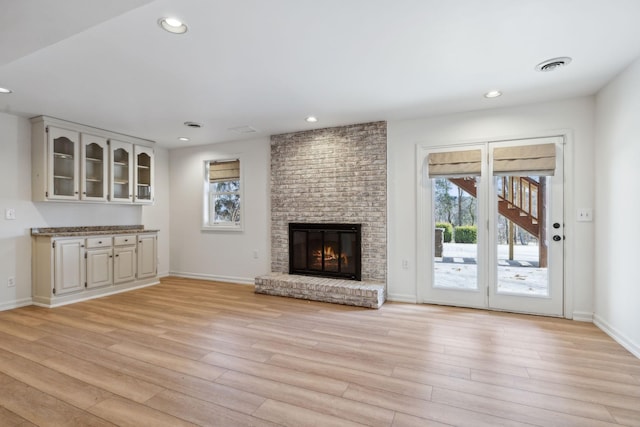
[433,243,548,296]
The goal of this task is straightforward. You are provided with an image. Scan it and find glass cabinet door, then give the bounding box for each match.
[81,134,108,201]
[134,145,154,203]
[48,127,80,200]
[109,140,133,202]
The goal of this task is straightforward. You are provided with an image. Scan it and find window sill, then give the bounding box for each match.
[201,224,243,232]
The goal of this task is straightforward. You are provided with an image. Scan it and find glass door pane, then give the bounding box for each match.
[433,176,479,290]
[136,152,152,200]
[495,175,549,296]
[113,148,130,199]
[53,136,75,197]
[85,142,105,198]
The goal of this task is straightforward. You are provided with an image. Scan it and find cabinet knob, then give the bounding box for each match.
[98,241,102,244]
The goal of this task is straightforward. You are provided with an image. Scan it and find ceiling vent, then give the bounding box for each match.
[184,121,203,128]
[228,125,257,134]
[535,57,572,72]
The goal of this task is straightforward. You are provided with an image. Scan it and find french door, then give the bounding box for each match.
[419,137,565,316]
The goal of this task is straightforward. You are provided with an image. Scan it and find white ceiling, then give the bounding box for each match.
[2,0,640,149]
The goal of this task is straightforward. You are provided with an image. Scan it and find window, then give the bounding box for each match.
[203,159,242,230]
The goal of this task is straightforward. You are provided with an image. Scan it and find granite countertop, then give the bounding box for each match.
[31,225,159,237]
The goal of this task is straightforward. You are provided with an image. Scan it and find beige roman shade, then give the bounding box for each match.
[493,143,556,176]
[428,149,482,178]
[209,160,240,182]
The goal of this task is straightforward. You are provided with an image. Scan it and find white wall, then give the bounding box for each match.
[594,58,640,357]
[0,112,170,309]
[387,97,596,320]
[169,137,271,284]
[141,146,170,277]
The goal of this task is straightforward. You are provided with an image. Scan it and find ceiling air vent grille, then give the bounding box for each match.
[535,57,572,72]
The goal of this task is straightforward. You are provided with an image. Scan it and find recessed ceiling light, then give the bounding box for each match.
[535,57,572,72]
[158,17,188,34]
[184,121,202,128]
[0,87,12,94]
[305,116,318,123]
[178,137,190,142]
[484,90,502,98]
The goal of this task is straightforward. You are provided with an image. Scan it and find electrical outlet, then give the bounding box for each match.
[7,277,15,287]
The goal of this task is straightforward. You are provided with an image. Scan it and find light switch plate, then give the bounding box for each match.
[577,208,593,222]
[5,208,16,220]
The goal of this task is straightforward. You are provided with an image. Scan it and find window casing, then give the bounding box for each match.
[203,159,242,231]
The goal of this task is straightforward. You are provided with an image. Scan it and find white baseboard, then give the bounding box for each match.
[571,311,594,322]
[386,293,418,303]
[169,271,255,286]
[0,297,33,312]
[593,314,640,359]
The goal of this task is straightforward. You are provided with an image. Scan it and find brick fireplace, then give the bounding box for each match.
[256,121,387,308]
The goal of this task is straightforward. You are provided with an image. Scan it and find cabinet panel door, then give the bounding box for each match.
[81,134,108,201]
[137,235,157,279]
[134,145,154,204]
[87,248,113,288]
[54,239,85,295]
[114,246,136,284]
[109,139,133,203]
[48,127,80,200]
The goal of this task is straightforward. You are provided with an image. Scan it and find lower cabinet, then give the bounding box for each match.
[32,232,158,306]
[114,240,137,284]
[137,234,157,279]
[53,238,85,295]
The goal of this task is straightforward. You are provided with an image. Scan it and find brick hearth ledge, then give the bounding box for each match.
[255,273,386,309]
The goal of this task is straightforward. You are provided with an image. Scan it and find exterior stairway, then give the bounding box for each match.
[448,177,541,238]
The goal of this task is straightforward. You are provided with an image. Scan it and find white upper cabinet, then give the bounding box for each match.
[109,139,134,203]
[134,145,154,204]
[81,134,108,201]
[31,116,155,204]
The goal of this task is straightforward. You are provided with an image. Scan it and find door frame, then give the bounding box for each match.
[416,130,575,319]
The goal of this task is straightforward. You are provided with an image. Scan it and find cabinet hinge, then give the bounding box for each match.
[85,282,87,288]
[52,288,56,295]
[52,241,56,249]
[84,253,87,259]
[46,191,49,198]
[487,287,490,297]
[45,126,49,133]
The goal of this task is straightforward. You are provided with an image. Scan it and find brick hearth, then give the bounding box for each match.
[255,273,385,309]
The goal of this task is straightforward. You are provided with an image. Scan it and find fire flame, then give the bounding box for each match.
[313,245,349,266]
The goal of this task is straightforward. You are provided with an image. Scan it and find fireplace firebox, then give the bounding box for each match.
[289,223,361,281]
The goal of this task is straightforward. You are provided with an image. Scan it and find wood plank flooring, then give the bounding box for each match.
[0,276,639,426]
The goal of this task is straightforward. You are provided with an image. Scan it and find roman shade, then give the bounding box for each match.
[428,149,482,178]
[493,143,556,176]
[209,160,240,183]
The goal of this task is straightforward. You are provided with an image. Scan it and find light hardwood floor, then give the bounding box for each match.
[0,277,639,426]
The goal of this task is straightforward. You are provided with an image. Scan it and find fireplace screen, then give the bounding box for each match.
[289,223,361,281]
